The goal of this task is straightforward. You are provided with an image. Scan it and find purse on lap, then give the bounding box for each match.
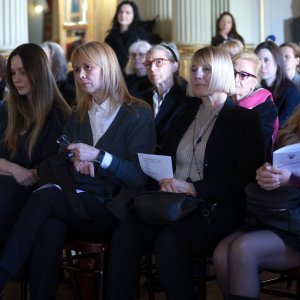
[134,191,217,224]
[246,182,300,235]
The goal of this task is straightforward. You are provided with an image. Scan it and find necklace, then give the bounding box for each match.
[187,110,219,181]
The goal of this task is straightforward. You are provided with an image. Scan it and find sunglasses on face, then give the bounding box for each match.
[143,58,174,70]
[234,69,257,80]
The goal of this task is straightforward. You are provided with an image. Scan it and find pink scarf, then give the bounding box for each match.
[238,88,279,142]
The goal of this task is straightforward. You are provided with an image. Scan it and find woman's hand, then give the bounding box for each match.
[10,164,38,186]
[67,143,99,162]
[256,163,291,191]
[159,178,196,196]
[73,159,95,177]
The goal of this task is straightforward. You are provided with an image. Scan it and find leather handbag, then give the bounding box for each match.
[134,191,217,224]
[246,182,300,235]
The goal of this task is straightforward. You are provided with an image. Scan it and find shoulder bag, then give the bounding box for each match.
[246,182,300,235]
[134,191,217,224]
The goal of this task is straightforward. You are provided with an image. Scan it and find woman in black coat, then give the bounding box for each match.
[105,1,149,71]
[105,46,265,300]
[211,12,244,47]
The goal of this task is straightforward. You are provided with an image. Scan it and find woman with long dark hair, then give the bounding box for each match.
[255,41,300,126]
[211,11,245,47]
[0,43,71,252]
[105,1,149,70]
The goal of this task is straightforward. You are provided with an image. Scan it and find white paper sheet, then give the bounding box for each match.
[138,153,174,181]
[273,143,300,176]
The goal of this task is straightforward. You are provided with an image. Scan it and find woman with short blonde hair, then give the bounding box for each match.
[106,46,264,300]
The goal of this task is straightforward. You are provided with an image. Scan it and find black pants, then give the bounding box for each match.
[0,175,36,251]
[106,206,235,300]
[0,185,119,300]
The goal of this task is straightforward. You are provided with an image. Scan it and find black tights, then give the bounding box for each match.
[213,230,300,298]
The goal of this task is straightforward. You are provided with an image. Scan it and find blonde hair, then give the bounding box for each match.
[276,105,300,147]
[124,40,152,75]
[232,50,262,82]
[189,46,236,96]
[71,41,144,122]
[218,39,244,57]
[5,43,70,159]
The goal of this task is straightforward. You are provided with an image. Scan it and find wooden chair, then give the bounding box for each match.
[261,268,300,299]
[61,238,109,300]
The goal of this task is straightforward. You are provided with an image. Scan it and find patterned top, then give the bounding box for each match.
[175,103,224,181]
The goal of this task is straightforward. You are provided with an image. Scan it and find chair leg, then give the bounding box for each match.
[197,257,207,300]
[296,276,300,300]
[20,282,28,300]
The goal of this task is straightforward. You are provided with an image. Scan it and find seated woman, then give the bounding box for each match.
[0,43,71,252]
[213,105,300,300]
[255,41,300,127]
[0,42,155,299]
[232,51,278,159]
[280,42,300,90]
[124,40,152,95]
[42,41,76,107]
[136,43,189,148]
[105,46,265,300]
[211,11,245,47]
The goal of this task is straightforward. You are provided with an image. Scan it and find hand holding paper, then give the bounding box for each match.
[138,153,173,181]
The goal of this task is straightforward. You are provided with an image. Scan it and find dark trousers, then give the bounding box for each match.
[0,175,36,251]
[106,206,234,300]
[0,185,119,300]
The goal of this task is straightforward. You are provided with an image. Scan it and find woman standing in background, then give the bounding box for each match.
[105,1,150,70]
[211,12,245,47]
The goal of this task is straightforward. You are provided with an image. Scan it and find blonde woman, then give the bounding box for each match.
[106,47,264,300]
[232,51,278,159]
[0,42,155,299]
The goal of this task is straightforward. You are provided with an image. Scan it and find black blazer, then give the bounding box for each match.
[161,97,265,224]
[136,83,190,148]
[62,103,156,220]
[105,25,149,70]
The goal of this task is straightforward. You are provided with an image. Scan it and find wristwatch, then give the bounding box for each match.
[94,149,106,166]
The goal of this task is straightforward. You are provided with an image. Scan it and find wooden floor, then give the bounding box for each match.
[4,271,298,299]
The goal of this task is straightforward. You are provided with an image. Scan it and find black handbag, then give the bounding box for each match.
[134,191,217,224]
[246,182,300,235]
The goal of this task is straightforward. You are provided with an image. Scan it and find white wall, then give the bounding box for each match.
[230,0,260,46]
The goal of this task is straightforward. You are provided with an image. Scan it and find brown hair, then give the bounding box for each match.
[5,43,71,158]
[276,105,300,147]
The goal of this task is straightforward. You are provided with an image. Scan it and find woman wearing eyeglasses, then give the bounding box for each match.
[106,47,264,300]
[135,43,189,149]
[123,40,152,95]
[255,41,300,127]
[232,51,278,159]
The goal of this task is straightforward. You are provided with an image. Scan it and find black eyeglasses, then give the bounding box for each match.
[234,69,257,80]
[143,58,174,70]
